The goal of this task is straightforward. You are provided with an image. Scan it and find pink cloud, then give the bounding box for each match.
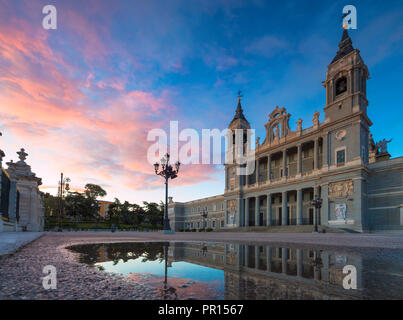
[0,12,221,199]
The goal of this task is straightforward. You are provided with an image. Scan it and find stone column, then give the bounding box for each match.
[297,144,302,175]
[267,154,271,182]
[245,245,249,267]
[297,249,303,277]
[245,198,249,227]
[322,134,329,169]
[256,158,259,184]
[313,186,319,226]
[266,194,272,226]
[282,191,288,225]
[321,184,329,226]
[236,198,242,227]
[314,138,319,170]
[255,196,260,226]
[297,189,303,225]
[267,246,272,272]
[282,149,287,178]
[353,178,366,231]
[8,180,18,222]
[322,252,329,282]
[282,248,288,273]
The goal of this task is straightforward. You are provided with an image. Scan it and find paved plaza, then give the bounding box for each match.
[0,231,402,300]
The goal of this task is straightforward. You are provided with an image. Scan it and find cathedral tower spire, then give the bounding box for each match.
[229,90,250,129]
[331,27,355,64]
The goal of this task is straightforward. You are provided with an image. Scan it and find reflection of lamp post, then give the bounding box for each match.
[311,194,322,233]
[200,208,208,232]
[154,153,180,234]
[161,242,177,300]
[57,173,70,232]
[311,250,323,280]
[200,243,208,256]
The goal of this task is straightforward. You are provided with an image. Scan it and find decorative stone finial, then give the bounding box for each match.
[313,111,320,128]
[297,118,303,133]
[17,148,28,163]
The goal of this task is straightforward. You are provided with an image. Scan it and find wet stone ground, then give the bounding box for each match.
[0,232,402,300]
[0,233,160,300]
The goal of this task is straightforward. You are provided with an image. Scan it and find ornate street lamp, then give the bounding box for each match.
[154,153,180,233]
[200,208,208,232]
[311,194,322,233]
[58,173,70,232]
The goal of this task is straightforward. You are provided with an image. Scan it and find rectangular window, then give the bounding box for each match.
[337,149,345,166]
[221,220,224,227]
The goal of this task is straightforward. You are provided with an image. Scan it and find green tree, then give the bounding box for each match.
[143,201,164,229]
[84,184,107,199]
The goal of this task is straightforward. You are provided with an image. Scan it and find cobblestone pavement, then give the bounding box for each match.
[0,231,402,300]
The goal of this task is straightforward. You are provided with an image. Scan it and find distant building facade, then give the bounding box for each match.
[168,29,403,233]
[97,200,113,218]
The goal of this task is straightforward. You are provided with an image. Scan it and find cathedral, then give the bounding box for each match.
[168,28,403,233]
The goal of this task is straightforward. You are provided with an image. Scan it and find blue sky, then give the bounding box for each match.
[0,0,402,204]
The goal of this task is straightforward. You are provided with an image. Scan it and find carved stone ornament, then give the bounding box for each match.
[335,203,346,220]
[329,180,354,199]
[335,130,347,142]
[227,199,237,212]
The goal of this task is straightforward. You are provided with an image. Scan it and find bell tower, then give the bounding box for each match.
[323,28,370,123]
[225,92,250,192]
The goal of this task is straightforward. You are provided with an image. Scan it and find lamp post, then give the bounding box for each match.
[311,194,322,233]
[200,208,208,232]
[154,153,180,234]
[57,173,70,232]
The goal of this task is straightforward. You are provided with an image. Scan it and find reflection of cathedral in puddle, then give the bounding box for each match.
[169,242,364,299]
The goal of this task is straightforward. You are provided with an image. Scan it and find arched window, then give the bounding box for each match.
[335,76,347,96]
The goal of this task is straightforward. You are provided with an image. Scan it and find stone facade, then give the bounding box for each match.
[169,28,403,233]
[3,149,44,232]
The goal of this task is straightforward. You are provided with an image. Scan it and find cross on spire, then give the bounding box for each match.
[237,90,243,102]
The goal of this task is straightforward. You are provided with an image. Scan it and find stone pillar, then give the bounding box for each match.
[314,251,321,280]
[266,194,272,226]
[314,138,319,170]
[282,248,287,273]
[297,144,302,175]
[267,154,271,182]
[282,191,288,225]
[255,196,260,226]
[322,134,329,169]
[8,180,18,222]
[267,247,272,272]
[313,186,319,226]
[321,184,329,226]
[256,158,259,184]
[353,178,365,231]
[245,198,249,227]
[297,189,303,225]
[322,252,329,282]
[236,198,242,227]
[245,245,249,267]
[297,249,303,277]
[282,149,287,178]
